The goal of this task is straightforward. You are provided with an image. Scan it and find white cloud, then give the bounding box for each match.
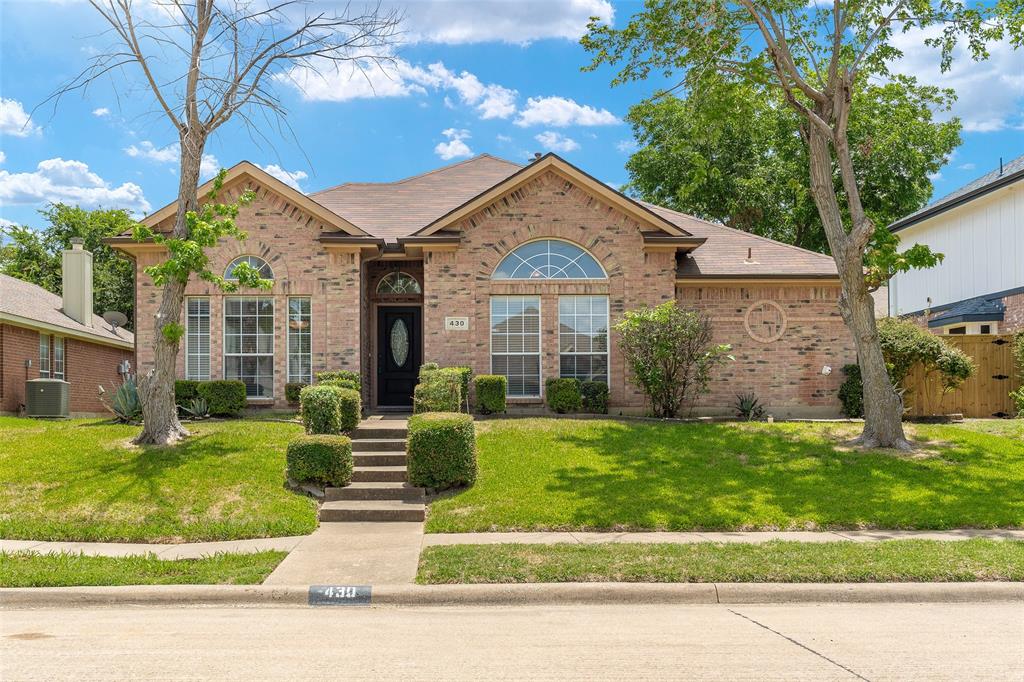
[958,163,976,171]
[890,26,1024,132]
[124,140,179,163]
[279,59,518,119]
[496,134,513,143]
[257,163,308,190]
[0,158,150,213]
[398,0,614,45]
[0,98,41,137]
[515,96,619,127]
[927,171,943,181]
[0,217,16,229]
[124,140,219,180]
[0,151,6,164]
[92,107,110,117]
[616,139,639,154]
[535,131,580,153]
[434,128,473,161]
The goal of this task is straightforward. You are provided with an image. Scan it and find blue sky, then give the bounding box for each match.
[1,0,1022,230]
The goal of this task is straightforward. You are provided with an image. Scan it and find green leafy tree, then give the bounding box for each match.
[0,204,136,329]
[624,77,961,254]
[584,1,1011,450]
[614,301,733,418]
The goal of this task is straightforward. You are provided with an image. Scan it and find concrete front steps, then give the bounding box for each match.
[319,417,425,523]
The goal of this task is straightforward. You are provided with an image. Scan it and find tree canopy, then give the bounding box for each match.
[623,76,961,254]
[0,204,136,329]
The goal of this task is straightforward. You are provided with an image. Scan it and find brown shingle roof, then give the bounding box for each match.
[0,274,134,347]
[311,154,523,241]
[641,203,839,279]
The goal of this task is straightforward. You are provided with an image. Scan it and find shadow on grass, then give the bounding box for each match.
[541,421,1024,530]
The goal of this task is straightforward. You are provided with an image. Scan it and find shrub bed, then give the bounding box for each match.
[407,412,477,490]
[197,380,247,417]
[474,375,506,414]
[286,434,353,487]
[546,378,582,413]
[300,385,344,434]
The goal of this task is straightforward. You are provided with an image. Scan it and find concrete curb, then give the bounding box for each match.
[3,582,1022,609]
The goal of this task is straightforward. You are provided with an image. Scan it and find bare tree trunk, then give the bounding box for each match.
[134,130,204,446]
[806,121,910,450]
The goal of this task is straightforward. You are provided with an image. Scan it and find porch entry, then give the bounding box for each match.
[376,306,421,407]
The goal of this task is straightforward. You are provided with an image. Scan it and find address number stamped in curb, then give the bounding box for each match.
[308,585,372,606]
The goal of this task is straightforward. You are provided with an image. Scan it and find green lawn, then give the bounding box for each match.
[426,419,1024,533]
[417,540,1024,584]
[0,550,286,587]
[0,417,316,542]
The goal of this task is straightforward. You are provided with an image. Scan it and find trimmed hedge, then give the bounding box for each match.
[174,380,200,406]
[580,380,609,414]
[474,375,506,414]
[414,373,461,413]
[319,378,360,392]
[838,364,864,418]
[300,385,345,434]
[285,382,307,404]
[407,412,476,490]
[286,434,353,487]
[546,378,582,413]
[316,370,361,392]
[336,387,361,433]
[196,380,247,417]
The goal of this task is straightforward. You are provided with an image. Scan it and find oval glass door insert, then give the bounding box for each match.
[390,318,409,367]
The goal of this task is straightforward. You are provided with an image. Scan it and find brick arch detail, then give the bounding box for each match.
[480,231,623,281]
[219,240,291,283]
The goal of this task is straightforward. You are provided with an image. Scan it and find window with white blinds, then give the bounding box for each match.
[185,298,211,381]
[490,296,541,397]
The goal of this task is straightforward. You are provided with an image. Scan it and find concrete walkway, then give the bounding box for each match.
[422,528,1024,546]
[0,536,305,559]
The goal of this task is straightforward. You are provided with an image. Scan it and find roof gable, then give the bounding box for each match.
[140,161,366,236]
[412,153,689,238]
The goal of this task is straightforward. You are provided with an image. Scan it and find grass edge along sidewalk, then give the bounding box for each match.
[416,539,1024,584]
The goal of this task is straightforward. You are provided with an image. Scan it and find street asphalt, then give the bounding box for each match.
[2,602,1022,680]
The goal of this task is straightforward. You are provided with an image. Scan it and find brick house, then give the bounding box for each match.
[111,153,854,416]
[1,240,134,416]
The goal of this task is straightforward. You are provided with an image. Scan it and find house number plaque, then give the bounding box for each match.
[445,316,469,331]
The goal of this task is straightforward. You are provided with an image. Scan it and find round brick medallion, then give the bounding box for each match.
[744,300,787,343]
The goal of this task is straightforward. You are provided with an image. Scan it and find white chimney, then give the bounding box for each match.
[62,238,93,327]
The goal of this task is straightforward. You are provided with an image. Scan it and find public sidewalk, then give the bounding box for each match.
[0,536,305,559]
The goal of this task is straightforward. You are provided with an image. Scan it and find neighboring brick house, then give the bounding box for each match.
[888,153,1024,335]
[0,241,134,416]
[111,154,854,417]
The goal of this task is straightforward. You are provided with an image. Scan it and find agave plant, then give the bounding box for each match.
[734,392,766,422]
[181,396,209,420]
[98,374,143,423]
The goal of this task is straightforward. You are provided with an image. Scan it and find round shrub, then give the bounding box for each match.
[316,370,361,392]
[546,378,582,413]
[286,434,353,487]
[407,412,476,490]
[300,384,345,434]
[320,377,359,392]
[337,387,361,432]
[285,382,307,404]
[414,370,462,413]
[197,380,247,416]
[474,375,506,414]
[174,379,200,406]
[838,364,864,418]
[580,380,609,414]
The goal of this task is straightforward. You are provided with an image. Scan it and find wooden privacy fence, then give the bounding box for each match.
[903,334,1022,418]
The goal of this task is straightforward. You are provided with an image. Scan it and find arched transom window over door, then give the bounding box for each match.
[492,239,606,280]
[376,271,422,295]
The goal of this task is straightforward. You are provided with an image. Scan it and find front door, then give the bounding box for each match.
[377,307,421,407]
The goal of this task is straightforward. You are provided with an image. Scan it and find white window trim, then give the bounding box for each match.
[223,296,275,399]
[491,238,608,281]
[558,295,610,385]
[489,295,543,399]
[53,336,65,380]
[286,296,312,384]
[224,255,274,281]
[185,297,211,381]
[39,333,50,378]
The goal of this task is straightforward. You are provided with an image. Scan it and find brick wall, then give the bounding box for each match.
[422,169,677,409]
[677,283,855,416]
[1002,292,1024,332]
[0,323,133,415]
[133,181,363,409]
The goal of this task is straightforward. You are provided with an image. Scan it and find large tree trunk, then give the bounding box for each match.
[806,122,911,450]
[134,130,204,445]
